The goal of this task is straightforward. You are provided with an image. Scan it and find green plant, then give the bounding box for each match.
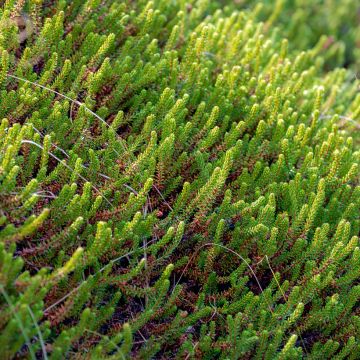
[0,0,359,359]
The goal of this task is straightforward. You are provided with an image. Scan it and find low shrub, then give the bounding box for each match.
[0,1,359,359]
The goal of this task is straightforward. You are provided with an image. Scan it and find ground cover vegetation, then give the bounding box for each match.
[0,0,359,359]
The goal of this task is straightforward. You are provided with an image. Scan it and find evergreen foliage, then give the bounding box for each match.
[0,0,359,359]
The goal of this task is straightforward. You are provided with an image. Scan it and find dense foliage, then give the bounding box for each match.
[0,1,359,359]
[242,0,360,70]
